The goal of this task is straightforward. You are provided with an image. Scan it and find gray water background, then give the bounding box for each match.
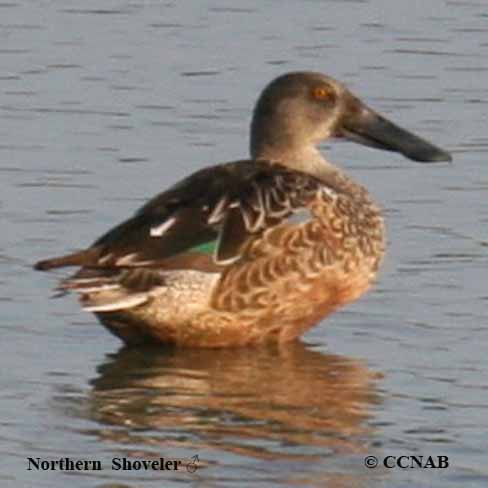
[1,0,487,487]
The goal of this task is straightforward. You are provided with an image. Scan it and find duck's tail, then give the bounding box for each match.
[63,268,165,312]
[34,248,99,271]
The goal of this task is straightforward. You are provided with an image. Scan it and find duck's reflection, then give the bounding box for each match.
[85,341,382,464]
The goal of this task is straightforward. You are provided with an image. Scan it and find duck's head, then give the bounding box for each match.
[250,71,451,171]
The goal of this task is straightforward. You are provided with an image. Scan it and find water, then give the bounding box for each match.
[2,0,487,486]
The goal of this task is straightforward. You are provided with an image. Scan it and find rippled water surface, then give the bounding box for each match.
[2,1,487,487]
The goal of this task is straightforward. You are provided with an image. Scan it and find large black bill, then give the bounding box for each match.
[341,106,452,163]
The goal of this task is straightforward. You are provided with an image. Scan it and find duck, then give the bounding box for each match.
[35,71,452,347]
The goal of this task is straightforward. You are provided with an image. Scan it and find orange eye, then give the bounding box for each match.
[312,86,333,100]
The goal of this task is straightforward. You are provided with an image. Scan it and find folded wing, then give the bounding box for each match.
[35,160,325,271]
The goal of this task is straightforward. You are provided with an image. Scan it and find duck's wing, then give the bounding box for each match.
[34,160,324,271]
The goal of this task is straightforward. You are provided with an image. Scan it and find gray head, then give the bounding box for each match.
[250,71,451,172]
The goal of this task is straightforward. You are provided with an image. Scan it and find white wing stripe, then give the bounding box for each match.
[208,195,229,224]
[150,217,176,237]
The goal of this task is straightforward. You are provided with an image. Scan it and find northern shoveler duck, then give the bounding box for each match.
[35,72,451,347]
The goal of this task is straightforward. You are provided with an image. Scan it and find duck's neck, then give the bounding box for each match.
[251,140,339,180]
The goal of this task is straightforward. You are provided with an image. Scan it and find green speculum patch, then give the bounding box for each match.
[188,240,217,255]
